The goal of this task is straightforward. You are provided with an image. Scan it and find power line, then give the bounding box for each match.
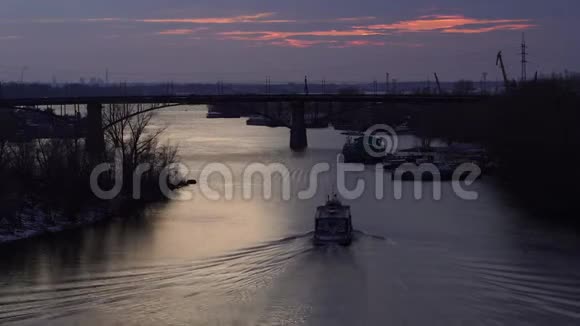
[20,66,28,83]
[481,72,488,94]
[521,33,528,82]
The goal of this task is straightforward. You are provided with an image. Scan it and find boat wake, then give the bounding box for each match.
[0,234,315,324]
[0,230,395,324]
[456,256,580,320]
[353,230,387,241]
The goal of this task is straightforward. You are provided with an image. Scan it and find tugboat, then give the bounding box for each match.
[314,194,353,246]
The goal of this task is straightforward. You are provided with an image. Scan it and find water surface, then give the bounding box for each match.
[1,107,580,325]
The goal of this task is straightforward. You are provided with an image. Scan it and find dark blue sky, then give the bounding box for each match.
[1,0,578,82]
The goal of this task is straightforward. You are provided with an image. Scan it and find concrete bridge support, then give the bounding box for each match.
[290,101,308,151]
[86,103,105,160]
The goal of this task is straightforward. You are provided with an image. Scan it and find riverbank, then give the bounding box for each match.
[0,103,186,244]
[0,179,196,245]
[0,199,123,244]
[407,78,580,220]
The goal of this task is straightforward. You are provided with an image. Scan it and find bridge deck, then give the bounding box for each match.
[0,94,488,107]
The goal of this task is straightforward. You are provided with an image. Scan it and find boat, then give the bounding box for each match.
[383,156,408,170]
[342,136,386,164]
[341,130,364,137]
[246,115,285,127]
[394,122,412,134]
[206,107,241,118]
[314,194,353,246]
[206,111,240,119]
[390,160,481,181]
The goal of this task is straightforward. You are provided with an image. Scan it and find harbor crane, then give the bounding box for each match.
[496,51,510,91]
[433,73,442,94]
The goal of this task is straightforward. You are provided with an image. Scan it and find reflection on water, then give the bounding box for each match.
[1,107,580,325]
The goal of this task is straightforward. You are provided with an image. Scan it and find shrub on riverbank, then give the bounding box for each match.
[0,107,182,240]
[485,80,579,217]
[409,78,580,218]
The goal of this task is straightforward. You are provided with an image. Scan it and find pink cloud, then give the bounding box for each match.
[265,39,417,49]
[270,39,338,48]
[155,27,209,35]
[220,29,383,41]
[442,24,535,34]
[355,14,534,33]
[216,13,534,48]
[336,40,386,47]
[82,18,123,22]
[139,12,295,24]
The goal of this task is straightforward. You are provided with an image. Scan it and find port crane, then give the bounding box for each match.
[433,73,442,94]
[496,51,510,91]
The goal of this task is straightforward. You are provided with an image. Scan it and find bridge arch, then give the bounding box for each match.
[102,103,292,130]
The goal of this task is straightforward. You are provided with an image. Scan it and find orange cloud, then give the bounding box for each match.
[267,39,403,49]
[270,39,338,48]
[338,40,385,47]
[82,18,123,22]
[220,29,383,41]
[155,27,208,35]
[139,12,295,24]
[216,13,533,48]
[356,14,534,33]
[443,24,535,34]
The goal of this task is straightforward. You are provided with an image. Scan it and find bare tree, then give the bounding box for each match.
[0,112,18,176]
[101,104,179,198]
[103,104,167,170]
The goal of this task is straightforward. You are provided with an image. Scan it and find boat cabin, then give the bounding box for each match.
[314,195,353,245]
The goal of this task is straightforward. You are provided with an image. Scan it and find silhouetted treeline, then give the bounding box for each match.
[0,105,180,238]
[409,77,580,218]
[0,80,503,99]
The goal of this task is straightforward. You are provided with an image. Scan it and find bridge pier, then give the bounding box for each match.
[86,103,105,160]
[290,101,308,151]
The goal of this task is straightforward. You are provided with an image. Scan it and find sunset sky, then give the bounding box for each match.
[0,0,578,83]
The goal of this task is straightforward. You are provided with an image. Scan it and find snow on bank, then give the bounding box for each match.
[0,203,116,244]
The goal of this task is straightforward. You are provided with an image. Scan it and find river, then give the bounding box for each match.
[1,107,580,325]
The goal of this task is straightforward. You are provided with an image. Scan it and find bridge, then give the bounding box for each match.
[0,94,485,107]
[0,94,489,156]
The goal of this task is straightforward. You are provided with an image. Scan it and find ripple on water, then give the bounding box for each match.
[457,256,580,320]
[0,233,314,324]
